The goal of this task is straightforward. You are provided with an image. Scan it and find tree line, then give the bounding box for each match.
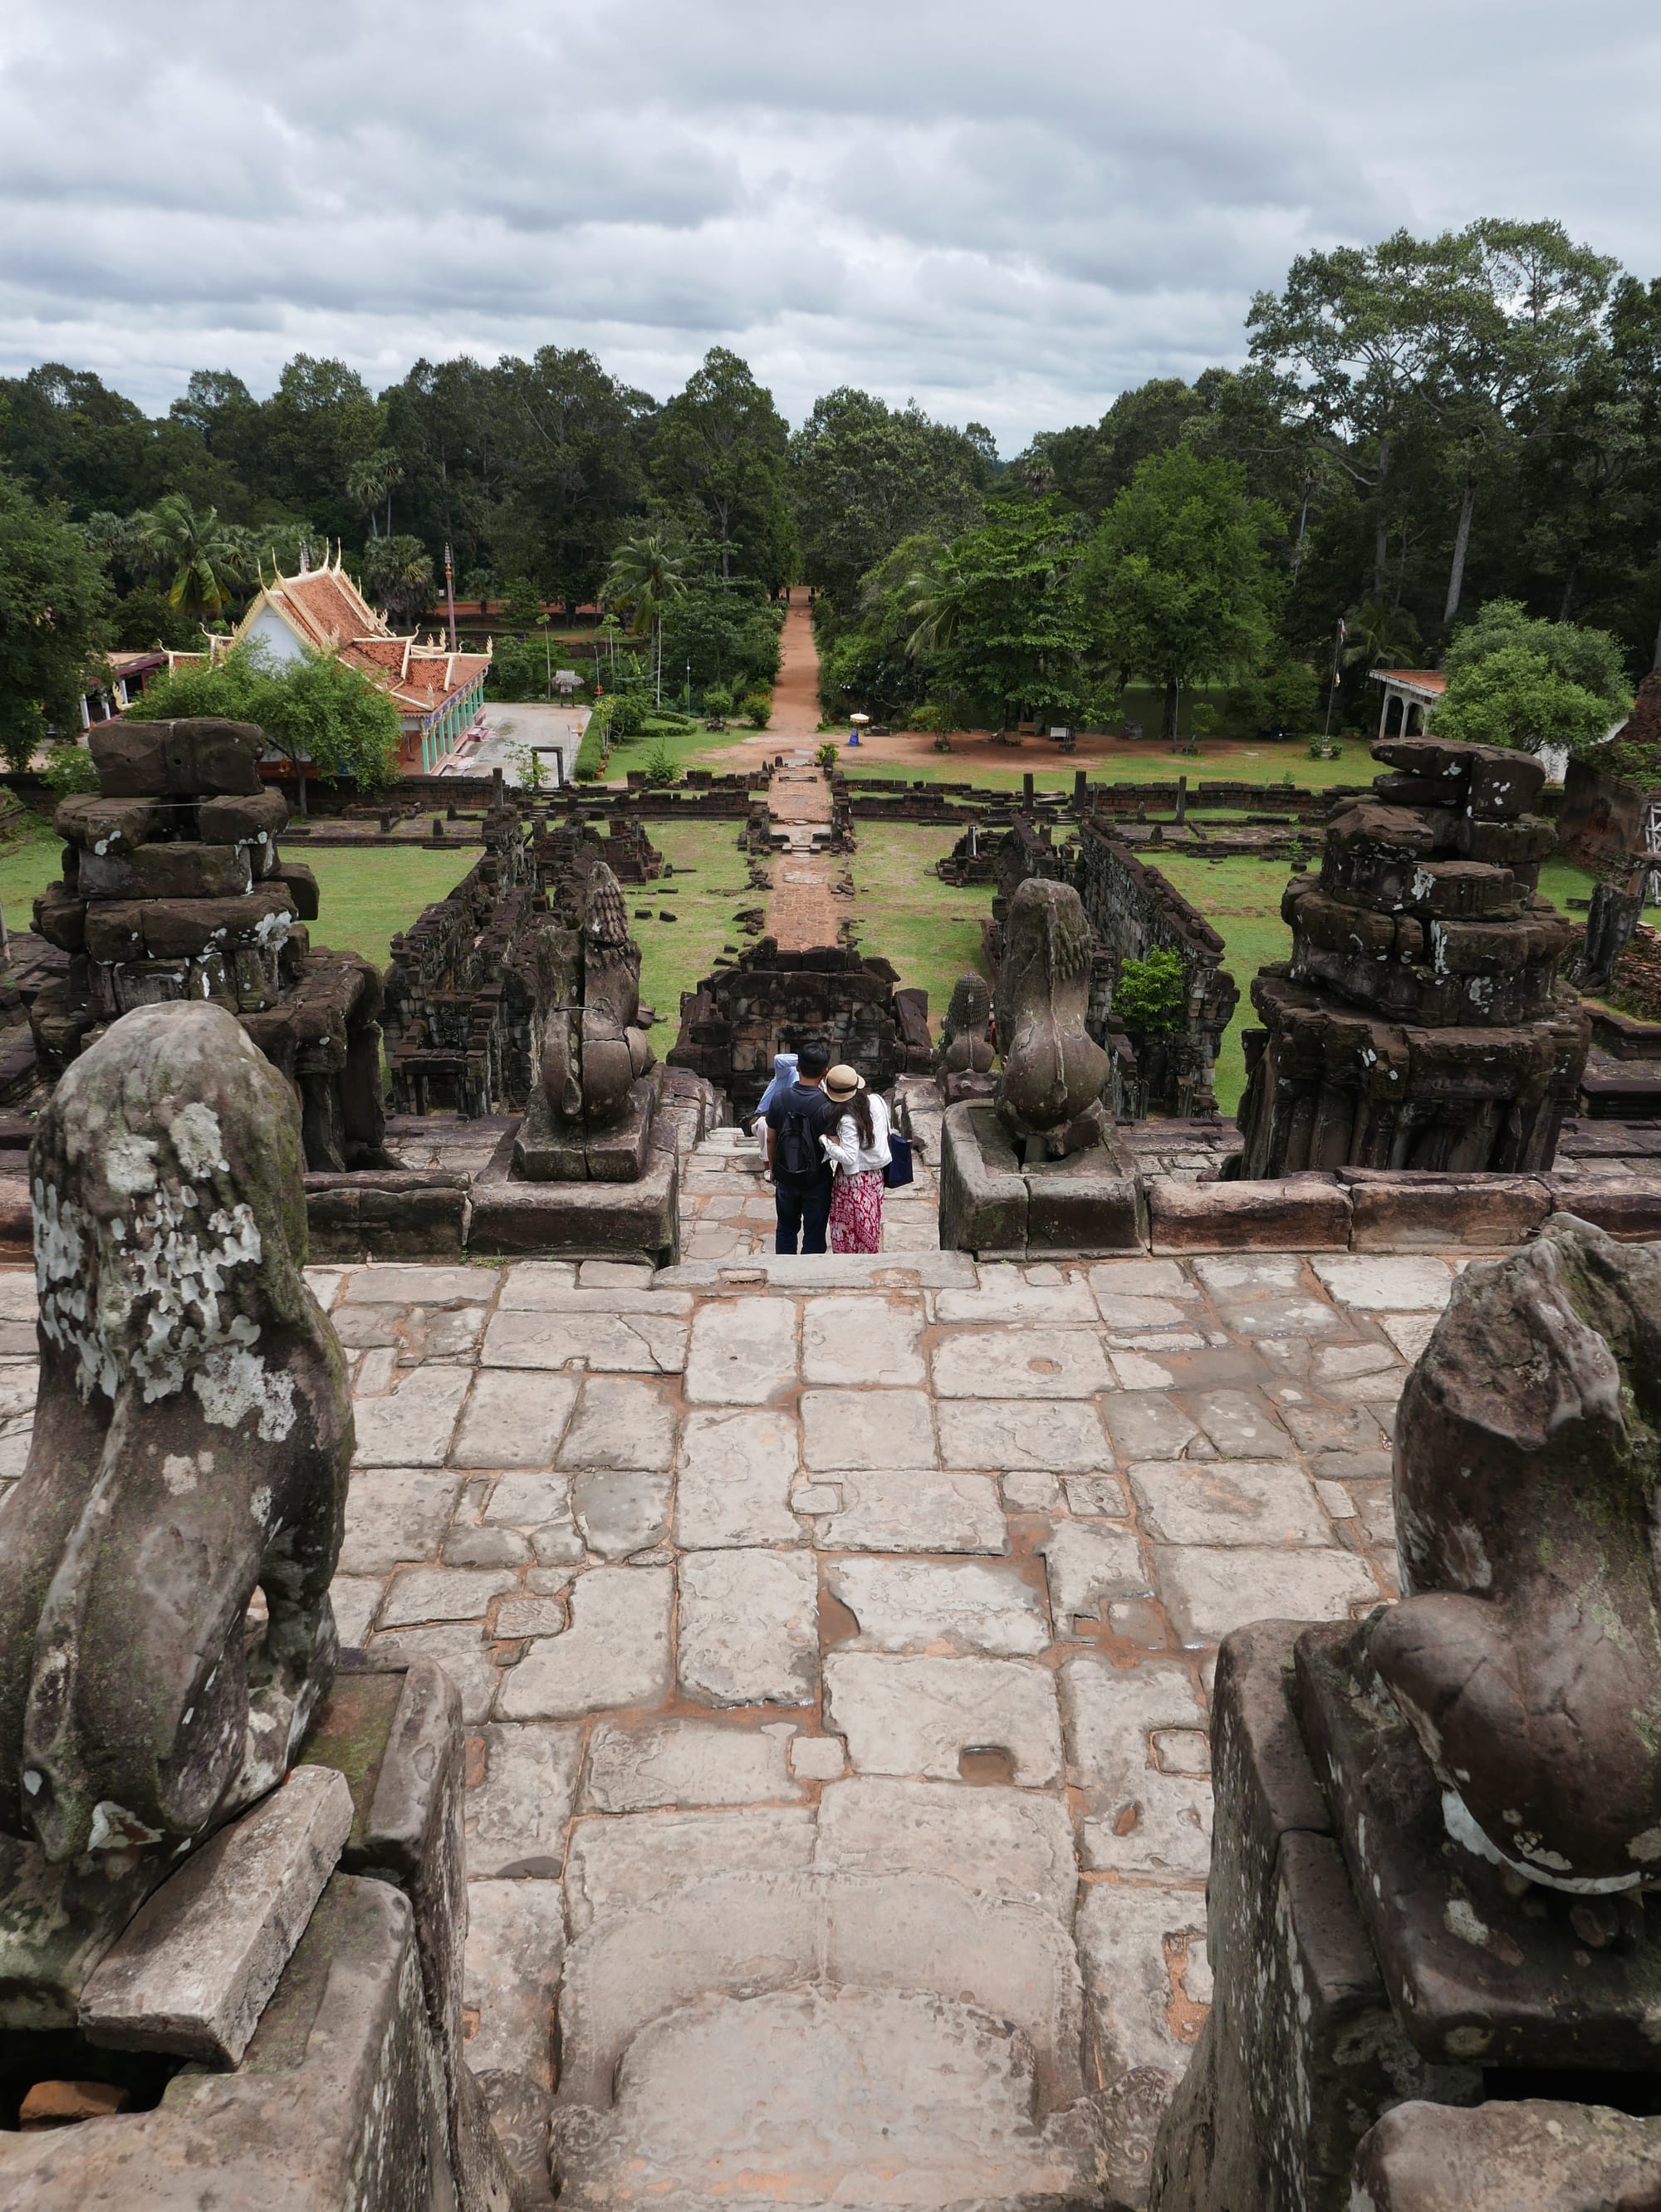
[2,213,1659,772]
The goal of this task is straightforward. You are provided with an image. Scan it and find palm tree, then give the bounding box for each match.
[1341,595,1424,673]
[132,497,254,620]
[347,450,404,540]
[602,533,688,706]
[362,535,436,627]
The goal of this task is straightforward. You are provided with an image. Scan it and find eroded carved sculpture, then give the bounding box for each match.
[994,877,1111,1157]
[938,972,996,1077]
[1372,1216,1661,1891]
[537,861,656,1129]
[0,1001,351,1869]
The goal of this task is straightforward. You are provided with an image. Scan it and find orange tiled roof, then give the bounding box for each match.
[233,553,491,724]
[1369,669,1447,695]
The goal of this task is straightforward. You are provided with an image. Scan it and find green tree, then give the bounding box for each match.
[492,347,654,611]
[1434,598,1631,758]
[791,389,984,607]
[347,448,404,539]
[651,349,794,588]
[130,494,254,619]
[1114,949,1187,1037]
[928,506,1095,732]
[259,356,384,548]
[1083,448,1282,738]
[1019,379,1200,518]
[0,473,110,769]
[126,642,401,802]
[360,535,435,627]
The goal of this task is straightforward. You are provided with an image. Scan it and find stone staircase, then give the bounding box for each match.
[549,1849,1104,2210]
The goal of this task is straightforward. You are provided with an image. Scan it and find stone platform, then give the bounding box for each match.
[0,1222,1477,2205]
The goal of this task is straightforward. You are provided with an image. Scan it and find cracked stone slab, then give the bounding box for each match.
[1183,1387,1296,1459]
[463,1877,566,2087]
[1153,1543,1379,1647]
[1041,1521,1150,1632]
[368,1624,499,1723]
[453,1371,578,1467]
[583,1718,803,1812]
[339,1466,465,1575]
[676,1408,800,1547]
[1101,1392,1203,1462]
[466,1721,584,1877]
[1061,1655,1213,1879]
[801,1294,926,1386]
[1087,1259,1197,1302]
[678,1549,819,1705]
[571,1468,672,1557]
[341,1264,496,1305]
[932,1274,1098,1325]
[495,1565,673,1719]
[565,1807,816,1934]
[351,1366,471,1466]
[812,1471,1007,1554]
[930,1328,1113,1399]
[816,1778,1076,1918]
[801,1388,937,1470]
[482,1307,688,1374]
[823,1653,1063,1785]
[684,1297,798,1403]
[558,1379,679,1471]
[827,1556,1048,1656]
[1127,1459,1333,1547]
[934,1398,1111,1473]
[380,1565,518,1626]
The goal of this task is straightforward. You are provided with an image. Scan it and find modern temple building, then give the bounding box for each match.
[170,551,492,774]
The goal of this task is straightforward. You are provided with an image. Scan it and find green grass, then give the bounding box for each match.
[630,821,758,1029]
[302,849,479,972]
[847,826,997,1033]
[0,812,64,929]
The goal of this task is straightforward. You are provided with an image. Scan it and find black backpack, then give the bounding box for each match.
[775,1098,821,1184]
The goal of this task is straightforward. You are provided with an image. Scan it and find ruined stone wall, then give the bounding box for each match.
[669,939,933,1121]
[1073,826,1238,1117]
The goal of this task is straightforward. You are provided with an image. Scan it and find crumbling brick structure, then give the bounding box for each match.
[28,716,386,1170]
[669,939,933,1121]
[1235,736,1590,1174]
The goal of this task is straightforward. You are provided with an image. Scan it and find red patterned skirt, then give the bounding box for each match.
[829,1168,884,1254]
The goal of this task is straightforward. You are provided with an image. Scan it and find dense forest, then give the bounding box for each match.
[3,216,1659,770]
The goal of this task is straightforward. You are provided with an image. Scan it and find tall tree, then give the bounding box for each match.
[0,473,110,769]
[603,532,688,704]
[791,388,984,606]
[493,347,654,609]
[651,349,794,589]
[1083,448,1282,738]
[259,356,384,550]
[927,506,1095,732]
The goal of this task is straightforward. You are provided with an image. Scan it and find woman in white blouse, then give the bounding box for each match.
[819,1063,891,1254]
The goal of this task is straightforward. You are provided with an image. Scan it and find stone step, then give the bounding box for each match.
[552,1984,1100,2210]
[556,1868,1084,2116]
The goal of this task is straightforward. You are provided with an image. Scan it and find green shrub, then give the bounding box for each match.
[909,702,961,735]
[644,743,680,787]
[42,742,98,797]
[740,694,772,729]
[703,684,733,720]
[1114,947,1187,1037]
[574,707,609,782]
[815,741,838,772]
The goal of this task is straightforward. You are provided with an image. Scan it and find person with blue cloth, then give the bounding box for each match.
[764,1041,837,1254]
[751,1050,798,1150]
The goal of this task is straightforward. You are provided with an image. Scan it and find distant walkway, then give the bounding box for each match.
[766,602,844,951]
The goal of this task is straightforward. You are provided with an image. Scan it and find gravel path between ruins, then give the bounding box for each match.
[0,1189,1478,2206]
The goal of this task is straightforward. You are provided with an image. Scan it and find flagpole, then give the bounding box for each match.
[1324,616,1345,738]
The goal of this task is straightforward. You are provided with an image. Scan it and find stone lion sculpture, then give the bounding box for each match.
[994,877,1110,1157]
[938,973,996,1077]
[1370,1214,1661,1891]
[538,861,655,1126]
[0,1001,352,1866]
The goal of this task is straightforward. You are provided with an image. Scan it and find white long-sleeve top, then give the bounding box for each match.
[821,1091,892,1175]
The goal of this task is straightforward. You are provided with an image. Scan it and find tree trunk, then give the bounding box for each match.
[1652,598,1661,671]
[1161,679,1179,743]
[1443,475,1477,625]
[1374,434,1391,596]
[1557,559,1580,624]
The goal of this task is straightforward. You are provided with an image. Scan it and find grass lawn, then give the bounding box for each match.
[847,826,997,1032]
[631,821,757,1028]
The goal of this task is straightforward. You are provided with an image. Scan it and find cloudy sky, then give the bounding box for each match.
[2,0,1654,449]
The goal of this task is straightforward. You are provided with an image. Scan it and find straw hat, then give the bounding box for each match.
[824,1063,865,1101]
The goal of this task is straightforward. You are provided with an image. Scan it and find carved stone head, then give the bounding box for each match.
[0,1002,352,1863]
[994,878,1110,1145]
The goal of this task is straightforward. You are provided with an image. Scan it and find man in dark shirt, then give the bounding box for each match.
[765,1039,837,1254]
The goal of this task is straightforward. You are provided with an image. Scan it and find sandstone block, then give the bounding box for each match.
[453,1371,578,1468]
[1129,1459,1332,1547]
[814,1471,1007,1553]
[463,1877,566,2087]
[930,1326,1113,1398]
[827,1556,1049,1655]
[482,1306,688,1374]
[801,1386,938,1469]
[571,1466,671,1557]
[823,1653,1063,1785]
[81,1765,353,2065]
[582,1717,802,1811]
[558,1377,678,1470]
[935,1395,1111,1472]
[465,1722,583,1878]
[1151,1175,1351,1253]
[1061,1655,1212,1879]
[1154,1543,1379,1647]
[675,1407,800,1546]
[494,1565,673,1719]
[1041,1520,1151,1631]
[678,1548,819,1705]
[1311,1253,1457,1310]
[816,1776,1076,1918]
[565,1805,815,1932]
[351,1365,470,1465]
[684,1295,798,1402]
[801,1293,926,1384]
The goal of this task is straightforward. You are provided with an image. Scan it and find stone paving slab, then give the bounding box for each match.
[0,1215,1474,2207]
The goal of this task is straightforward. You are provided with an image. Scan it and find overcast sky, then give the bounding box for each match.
[2,0,1655,450]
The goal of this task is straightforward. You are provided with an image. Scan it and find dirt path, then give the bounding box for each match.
[763,602,845,953]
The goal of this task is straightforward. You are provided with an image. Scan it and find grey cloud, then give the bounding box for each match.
[0,0,1653,447]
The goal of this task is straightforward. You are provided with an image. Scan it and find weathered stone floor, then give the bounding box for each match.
[0,1186,1486,2207]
